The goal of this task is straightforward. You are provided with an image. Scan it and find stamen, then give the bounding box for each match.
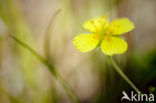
[103,14,108,30]
[90,20,94,24]
[104,14,108,19]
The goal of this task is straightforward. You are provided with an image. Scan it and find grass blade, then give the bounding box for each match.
[10,35,80,103]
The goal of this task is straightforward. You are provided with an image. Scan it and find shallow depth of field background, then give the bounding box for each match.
[0,0,156,103]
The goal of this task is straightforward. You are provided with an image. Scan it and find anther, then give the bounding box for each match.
[90,20,94,24]
[104,14,108,19]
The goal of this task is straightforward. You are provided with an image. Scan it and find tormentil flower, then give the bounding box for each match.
[73,14,135,55]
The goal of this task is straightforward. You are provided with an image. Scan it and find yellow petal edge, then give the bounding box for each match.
[107,18,135,35]
[101,36,128,55]
[73,34,100,52]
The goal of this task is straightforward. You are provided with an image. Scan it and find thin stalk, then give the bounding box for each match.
[10,35,80,103]
[107,56,141,94]
[44,9,61,59]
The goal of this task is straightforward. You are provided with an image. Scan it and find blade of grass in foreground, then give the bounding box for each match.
[44,9,61,60]
[10,35,80,103]
[44,9,61,103]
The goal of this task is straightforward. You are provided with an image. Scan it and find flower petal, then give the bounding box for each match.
[83,15,108,33]
[107,18,135,35]
[73,33,100,52]
[101,36,128,55]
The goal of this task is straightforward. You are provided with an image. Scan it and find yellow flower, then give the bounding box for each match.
[73,14,135,56]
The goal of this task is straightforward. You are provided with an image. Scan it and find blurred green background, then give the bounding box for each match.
[0,0,156,103]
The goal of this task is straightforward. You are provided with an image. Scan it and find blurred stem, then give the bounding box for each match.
[44,9,61,103]
[44,9,61,60]
[10,35,80,103]
[0,37,2,68]
[107,56,141,93]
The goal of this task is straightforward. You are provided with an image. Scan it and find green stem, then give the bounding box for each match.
[107,56,141,93]
[10,35,80,103]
